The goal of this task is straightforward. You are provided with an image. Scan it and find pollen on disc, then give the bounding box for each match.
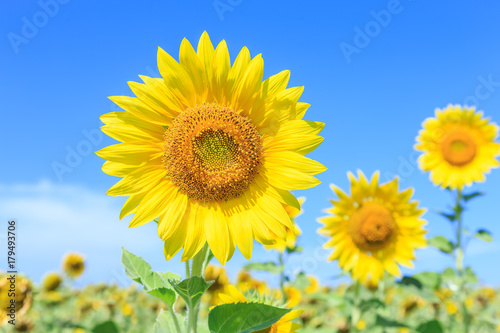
[163,103,263,203]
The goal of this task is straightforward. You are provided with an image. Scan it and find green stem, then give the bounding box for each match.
[185,260,191,279]
[454,189,470,333]
[168,307,182,333]
[278,252,287,302]
[351,280,361,332]
[186,243,212,333]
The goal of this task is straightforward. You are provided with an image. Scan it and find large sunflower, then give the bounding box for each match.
[415,104,500,189]
[97,32,326,264]
[264,197,304,252]
[318,171,427,284]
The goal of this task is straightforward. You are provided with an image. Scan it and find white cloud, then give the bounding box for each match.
[0,180,180,287]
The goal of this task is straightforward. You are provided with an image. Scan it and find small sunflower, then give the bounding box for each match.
[42,272,63,292]
[318,171,427,284]
[0,274,32,324]
[218,285,302,333]
[203,264,230,305]
[415,105,500,189]
[304,275,320,293]
[97,32,326,264]
[265,198,304,252]
[62,253,85,278]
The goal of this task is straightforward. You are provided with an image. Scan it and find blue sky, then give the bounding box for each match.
[1,0,500,287]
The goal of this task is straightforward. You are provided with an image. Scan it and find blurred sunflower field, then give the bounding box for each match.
[3,2,500,333]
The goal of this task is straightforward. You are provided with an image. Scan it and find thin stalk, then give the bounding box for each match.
[278,252,287,302]
[351,280,361,332]
[454,189,470,333]
[185,260,191,279]
[186,243,212,333]
[168,307,182,333]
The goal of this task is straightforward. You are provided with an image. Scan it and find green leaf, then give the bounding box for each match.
[412,272,441,290]
[464,267,478,285]
[417,320,444,333]
[474,229,493,242]
[120,247,180,307]
[153,309,184,333]
[375,315,407,328]
[208,302,290,333]
[428,236,454,253]
[92,321,119,333]
[243,261,283,274]
[360,298,385,311]
[441,267,457,286]
[462,191,483,202]
[436,211,456,222]
[169,276,212,309]
[398,276,423,289]
[286,246,304,254]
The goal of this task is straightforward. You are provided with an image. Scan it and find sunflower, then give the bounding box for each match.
[415,105,500,189]
[0,273,32,325]
[97,32,326,264]
[42,272,63,292]
[218,285,302,333]
[203,264,230,305]
[265,198,304,252]
[318,171,427,284]
[304,275,320,293]
[62,253,85,278]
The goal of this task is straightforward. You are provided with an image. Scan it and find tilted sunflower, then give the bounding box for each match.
[318,171,427,284]
[415,105,500,189]
[265,197,305,252]
[217,285,303,333]
[97,32,326,264]
[62,253,85,278]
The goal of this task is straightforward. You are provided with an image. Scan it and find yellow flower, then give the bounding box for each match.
[400,295,425,316]
[42,272,63,292]
[62,253,85,278]
[265,198,305,252]
[122,303,133,316]
[97,32,326,265]
[497,323,500,333]
[465,296,474,309]
[446,301,458,315]
[356,320,367,330]
[218,285,302,333]
[204,264,231,305]
[318,171,427,284]
[0,274,32,325]
[284,286,301,307]
[304,275,320,293]
[415,105,500,189]
[398,328,410,333]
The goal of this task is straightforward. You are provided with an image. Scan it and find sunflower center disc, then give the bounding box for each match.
[163,103,262,203]
[440,129,477,166]
[349,202,396,252]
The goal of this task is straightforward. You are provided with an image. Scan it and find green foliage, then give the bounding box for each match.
[417,320,444,333]
[412,272,441,290]
[92,321,119,333]
[243,261,283,274]
[474,229,493,242]
[462,191,484,202]
[428,236,454,253]
[169,276,213,309]
[375,315,407,328]
[121,247,180,308]
[208,302,290,333]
